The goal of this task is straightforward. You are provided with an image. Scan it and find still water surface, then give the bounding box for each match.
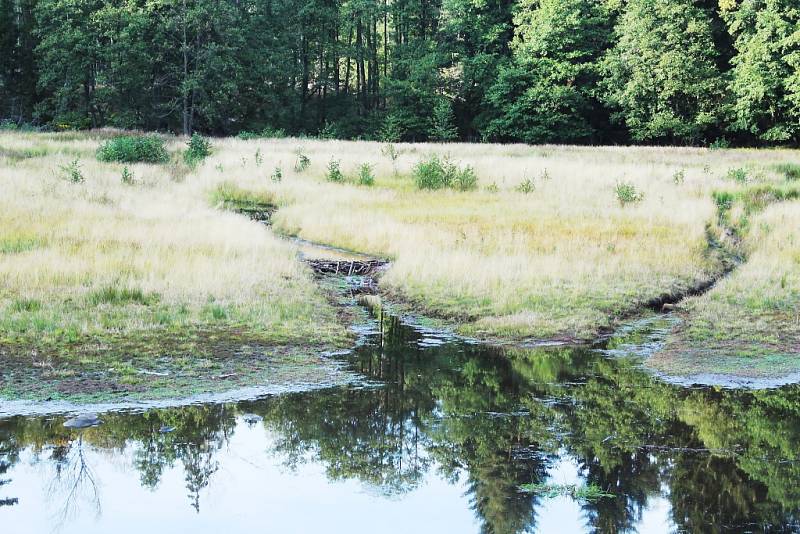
[2,310,800,533]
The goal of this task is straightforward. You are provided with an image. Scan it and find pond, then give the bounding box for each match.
[2,308,800,533]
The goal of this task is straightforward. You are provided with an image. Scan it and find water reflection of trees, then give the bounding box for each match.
[2,316,800,532]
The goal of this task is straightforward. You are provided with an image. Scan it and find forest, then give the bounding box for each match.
[1,0,799,145]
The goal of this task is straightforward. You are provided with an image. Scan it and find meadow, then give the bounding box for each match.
[0,131,348,400]
[1,130,799,394]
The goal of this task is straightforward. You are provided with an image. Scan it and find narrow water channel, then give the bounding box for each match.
[2,299,800,533]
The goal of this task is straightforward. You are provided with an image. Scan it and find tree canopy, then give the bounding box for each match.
[0,0,797,145]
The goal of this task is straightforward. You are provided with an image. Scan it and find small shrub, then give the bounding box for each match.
[294,148,310,172]
[326,158,344,182]
[381,143,399,162]
[121,166,135,185]
[413,155,478,191]
[60,159,84,183]
[414,155,450,190]
[452,165,478,191]
[318,121,338,140]
[357,163,375,186]
[709,138,730,150]
[97,135,169,163]
[673,169,686,185]
[184,133,211,165]
[726,167,748,184]
[237,131,259,140]
[271,166,283,182]
[713,190,735,213]
[516,177,535,194]
[255,149,263,167]
[776,163,800,181]
[614,181,644,206]
[485,182,499,193]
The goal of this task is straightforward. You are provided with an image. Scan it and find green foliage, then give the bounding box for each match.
[97,136,169,164]
[726,167,748,184]
[516,177,536,194]
[614,181,644,206]
[10,298,42,313]
[254,149,263,167]
[673,169,686,185]
[519,483,614,501]
[88,286,159,306]
[357,163,375,186]
[237,127,286,140]
[271,166,282,182]
[602,0,724,143]
[59,158,84,183]
[121,166,135,185]
[326,158,344,182]
[293,149,310,172]
[184,133,212,165]
[722,1,800,143]
[429,99,458,141]
[381,143,399,162]
[379,114,405,142]
[485,182,499,193]
[413,155,477,191]
[4,0,798,147]
[485,0,611,143]
[776,163,800,181]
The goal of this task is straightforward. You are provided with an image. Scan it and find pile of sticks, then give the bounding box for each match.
[305,259,388,276]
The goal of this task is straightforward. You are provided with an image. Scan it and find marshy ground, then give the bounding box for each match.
[1,130,799,403]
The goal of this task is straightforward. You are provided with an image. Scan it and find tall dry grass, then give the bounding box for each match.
[197,137,800,340]
[0,132,343,350]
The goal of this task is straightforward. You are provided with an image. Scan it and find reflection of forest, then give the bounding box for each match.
[2,315,800,532]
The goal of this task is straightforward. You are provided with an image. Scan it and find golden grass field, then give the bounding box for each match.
[0,132,345,357]
[1,130,799,382]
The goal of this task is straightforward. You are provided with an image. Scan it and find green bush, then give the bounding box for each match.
[614,181,644,206]
[271,166,283,182]
[237,127,286,140]
[517,177,535,194]
[326,158,344,182]
[184,133,212,165]
[357,163,375,186]
[452,165,478,191]
[673,169,686,185]
[776,163,800,181]
[60,159,84,183]
[414,156,451,190]
[97,135,169,163]
[726,167,748,183]
[294,148,310,172]
[121,166,135,185]
[413,155,478,191]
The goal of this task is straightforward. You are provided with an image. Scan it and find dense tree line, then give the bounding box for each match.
[0,0,798,145]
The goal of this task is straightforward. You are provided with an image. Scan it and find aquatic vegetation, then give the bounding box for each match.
[518,483,614,501]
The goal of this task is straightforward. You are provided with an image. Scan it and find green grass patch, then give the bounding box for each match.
[88,286,160,306]
[0,236,44,254]
[775,163,800,181]
[210,181,276,214]
[97,135,170,163]
[0,145,49,161]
